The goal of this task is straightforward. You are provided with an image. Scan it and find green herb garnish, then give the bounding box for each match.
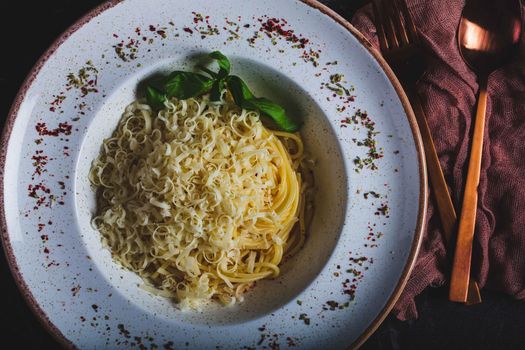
[146,86,167,110]
[164,71,214,99]
[145,51,301,131]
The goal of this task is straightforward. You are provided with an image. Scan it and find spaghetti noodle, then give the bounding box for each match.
[89,95,313,309]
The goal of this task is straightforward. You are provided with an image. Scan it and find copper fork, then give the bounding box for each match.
[372,0,482,304]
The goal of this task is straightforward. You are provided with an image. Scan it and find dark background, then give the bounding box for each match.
[1,1,525,349]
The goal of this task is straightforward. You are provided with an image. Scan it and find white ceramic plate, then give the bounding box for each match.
[1,0,426,349]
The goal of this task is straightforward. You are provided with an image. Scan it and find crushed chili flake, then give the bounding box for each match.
[47,261,59,268]
[71,285,81,297]
[321,74,356,111]
[66,61,99,96]
[286,337,298,347]
[188,12,219,39]
[224,17,242,42]
[323,300,340,311]
[301,48,321,67]
[113,37,140,61]
[247,16,320,66]
[31,151,48,177]
[363,191,381,199]
[27,182,64,210]
[163,341,175,350]
[117,324,131,339]
[340,109,383,172]
[298,313,310,325]
[35,122,72,137]
[257,17,309,48]
[375,203,390,216]
[49,93,66,112]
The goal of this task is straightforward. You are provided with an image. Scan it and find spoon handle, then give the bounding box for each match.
[410,91,482,304]
[449,76,488,302]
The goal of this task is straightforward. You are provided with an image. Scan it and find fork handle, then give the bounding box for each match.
[409,92,457,242]
[408,90,482,304]
[449,76,488,303]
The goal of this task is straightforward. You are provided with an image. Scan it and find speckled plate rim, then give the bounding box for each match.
[0,1,427,349]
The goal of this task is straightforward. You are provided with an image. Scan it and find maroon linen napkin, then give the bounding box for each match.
[351,0,525,320]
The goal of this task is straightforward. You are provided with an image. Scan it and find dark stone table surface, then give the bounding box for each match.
[1,1,524,349]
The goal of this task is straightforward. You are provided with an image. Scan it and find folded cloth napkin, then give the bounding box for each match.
[351,0,525,320]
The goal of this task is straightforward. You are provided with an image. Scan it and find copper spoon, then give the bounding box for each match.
[449,0,522,302]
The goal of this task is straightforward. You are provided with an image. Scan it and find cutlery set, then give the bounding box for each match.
[373,0,522,305]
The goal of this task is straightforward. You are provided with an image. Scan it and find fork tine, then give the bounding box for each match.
[381,0,401,49]
[395,0,420,44]
[391,0,410,46]
[372,0,390,51]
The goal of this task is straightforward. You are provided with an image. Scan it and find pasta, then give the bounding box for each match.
[89,95,313,309]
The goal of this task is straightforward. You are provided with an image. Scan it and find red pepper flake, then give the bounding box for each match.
[43,247,50,254]
[71,285,81,297]
[27,182,64,210]
[35,122,72,137]
[49,94,66,112]
[375,203,390,216]
[66,61,99,95]
[31,151,48,176]
[249,16,318,66]
[341,109,383,172]
[38,223,46,232]
[117,324,131,339]
[187,13,219,39]
[163,341,175,350]
[286,337,298,347]
[224,17,242,42]
[298,313,310,325]
[47,261,60,268]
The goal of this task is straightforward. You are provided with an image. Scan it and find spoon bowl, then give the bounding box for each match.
[458,0,522,75]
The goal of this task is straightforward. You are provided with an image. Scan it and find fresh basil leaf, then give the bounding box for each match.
[226,75,255,107]
[164,71,213,99]
[197,65,218,79]
[210,79,225,102]
[226,75,300,132]
[209,51,230,79]
[146,86,167,110]
[249,97,301,132]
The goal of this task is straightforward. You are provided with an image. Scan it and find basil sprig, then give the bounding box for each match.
[145,51,301,132]
[164,71,213,99]
[226,76,300,132]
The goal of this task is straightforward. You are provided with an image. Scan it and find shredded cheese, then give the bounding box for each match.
[89,95,313,309]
